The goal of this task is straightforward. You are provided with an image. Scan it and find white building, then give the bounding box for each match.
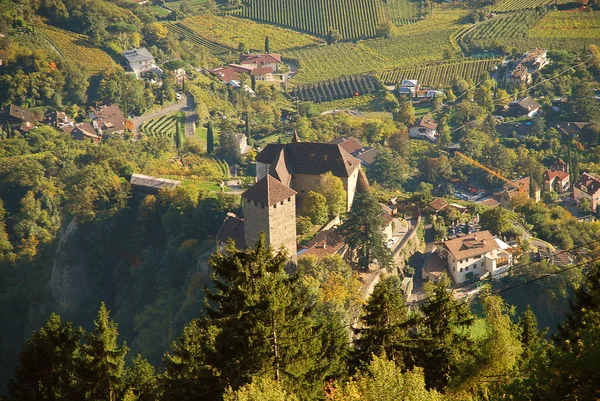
[122,48,157,78]
[409,115,438,142]
[436,230,513,284]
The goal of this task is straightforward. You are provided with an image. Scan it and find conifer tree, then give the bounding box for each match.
[412,275,475,391]
[265,36,270,54]
[8,314,85,401]
[207,122,214,154]
[340,190,393,272]
[353,276,409,366]
[206,236,328,398]
[80,303,129,401]
[124,355,159,401]
[518,305,546,363]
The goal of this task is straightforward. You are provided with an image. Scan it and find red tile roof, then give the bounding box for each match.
[575,173,600,196]
[544,170,569,182]
[441,230,498,260]
[251,66,274,76]
[240,53,282,65]
[242,175,297,207]
[328,136,365,154]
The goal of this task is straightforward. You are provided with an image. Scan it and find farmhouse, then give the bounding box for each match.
[573,173,600,212]
[508,48,548,85]
[123,48,157,78]
[239,53,282,71]
[0,104,39,133]
[89,105,127,136]
[251,66,274,82]
[409,115,438,142]
[511,97,541,118]
[436,230,513,284]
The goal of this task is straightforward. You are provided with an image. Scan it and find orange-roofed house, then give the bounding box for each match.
[543,170,570,193]
[574,173,600,212]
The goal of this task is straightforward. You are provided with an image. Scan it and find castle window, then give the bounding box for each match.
[274,203,277,208]
[280,201,284,206]
[324,154,328,161]
[287,197,291,202]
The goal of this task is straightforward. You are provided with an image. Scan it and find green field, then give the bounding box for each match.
[385,0,422,25]
[164,0,206,11]
[492,0,572,13]
[165,22,234,55]
[378,58,501,88]
[237,0,386,40]
[36,25,114,75]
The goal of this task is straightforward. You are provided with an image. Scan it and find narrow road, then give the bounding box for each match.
[131,94,193,134]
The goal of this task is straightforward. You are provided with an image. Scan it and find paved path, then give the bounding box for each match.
[130,94,192,134]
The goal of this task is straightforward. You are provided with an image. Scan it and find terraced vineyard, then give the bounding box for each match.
[36,25,114,74]
[287,7,465,83]
[176,14,319,52]
[459,10,544,52]
[492,0,572,12]
[378,58,501,88]
[165,22,233,55]
[385,0,421,25]
[140,113,181,138]
[291,74,382,102]
[238,0,386,40]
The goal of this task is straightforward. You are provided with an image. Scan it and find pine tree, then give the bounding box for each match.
[413,275,475,390]
[265,36,270,54]
[8,314,85,401]
[80,303,129,401]
[124,355,159,401]
[519,306,545,363]
[353,276,409,366]
[206,236,327,398]
[207,122,214,154]
[340,190,393,272]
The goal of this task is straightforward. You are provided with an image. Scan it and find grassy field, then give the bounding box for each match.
[378,58,501,87]
[288,7,466,84]
[385,0,421,25]
[176,14,320,53]
[236,0,386,40]
[36,25,114,75]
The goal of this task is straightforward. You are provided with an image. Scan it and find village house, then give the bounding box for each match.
[510,97,542,118]
[409,115,438,142]
[297,228,347,259]
[239,53,282,71]
[66,122,101,143]
[45,110,71,129]
[499,177,541,208]
[496,122,532,140]
[553,122,589,140]
[550,158,569,173]
[217,212,246,250]
[544,170,570,193]
[508,48,548,85]
[89,105,127,136]
[122,48,157,78]
[327,136,378,166]
[235,133,253,155]
[573,172,600,212]
[398,79,419,98]
[0,104,39,133]
[251,66,274,82]
[436,230,513,284]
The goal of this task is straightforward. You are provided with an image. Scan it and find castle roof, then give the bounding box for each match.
[217,213,246,249]
[256,142,361,178]
[242,174,297,207]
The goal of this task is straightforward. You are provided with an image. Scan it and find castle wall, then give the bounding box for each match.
[243,199,271,249]
[291,173,322,206]
[346,169,359,211]
[268,196,297,263]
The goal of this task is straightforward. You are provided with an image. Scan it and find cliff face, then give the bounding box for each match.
[49,218,90,314]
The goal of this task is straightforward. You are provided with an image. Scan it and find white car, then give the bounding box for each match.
[176,93,182,100]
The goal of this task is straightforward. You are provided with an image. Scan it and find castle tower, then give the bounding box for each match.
[242,175,298,264]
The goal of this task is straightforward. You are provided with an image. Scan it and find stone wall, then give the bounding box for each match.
[243,198,270,249]
[268,196,297,263]
[346,168,359,210]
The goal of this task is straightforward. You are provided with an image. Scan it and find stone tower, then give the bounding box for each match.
[242,174,298,264]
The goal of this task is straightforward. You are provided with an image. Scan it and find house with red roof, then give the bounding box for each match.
[239,53,282,71]
[574,173,600,212]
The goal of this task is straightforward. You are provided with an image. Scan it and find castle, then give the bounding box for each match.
[217,135,369,263]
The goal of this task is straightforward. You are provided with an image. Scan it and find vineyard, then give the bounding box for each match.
[36,25,114,75]
[459,10,545,52]
[290,74,382,102]
[529,11,600,39]
[378,58,501,88]
[385,0,422,25]
[143,155,230,182]
[139,113,181,138]
[236,0,386,40]
[164,22,234,55]
[492,0,572,13]
[287,7,465,83]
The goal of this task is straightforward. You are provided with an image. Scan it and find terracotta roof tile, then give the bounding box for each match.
[217,213,245,249]
[441,230,498,260]
[242,175,297,207]
[575,173,600,196]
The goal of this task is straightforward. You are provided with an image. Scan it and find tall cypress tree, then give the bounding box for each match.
[340,190,393,272]
[207,122,214,154]
[265,36,270,54]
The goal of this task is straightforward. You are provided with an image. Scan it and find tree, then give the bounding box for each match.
[80,303,129,401]
[389,127,410,158]
[367,148,408,189]
[518,306,546,363]
[264,36,270,54]
[219,131,242,164]
[316,172,346,217]
[495,88,511,108]
[479,206,513,235]
[568,79,600,122]
[223,376,298,401]
[578,197,592,214]
[445,88,457,103]
[124,355,159,401]
[353,276,409,365]
[326,28,341,44]
[300,191,328,225]
[206,237,329,398]
[421,155,452,184]
[413,275,475,390]
[397,100,416,126]
[296,215,313,236]
[329,355,443,401]
[207,122,214,154]
[340,190,393,272]
[376,20,393,38]
[8,314,85,401]
[238,42,249,55]
[437,116,451,145]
